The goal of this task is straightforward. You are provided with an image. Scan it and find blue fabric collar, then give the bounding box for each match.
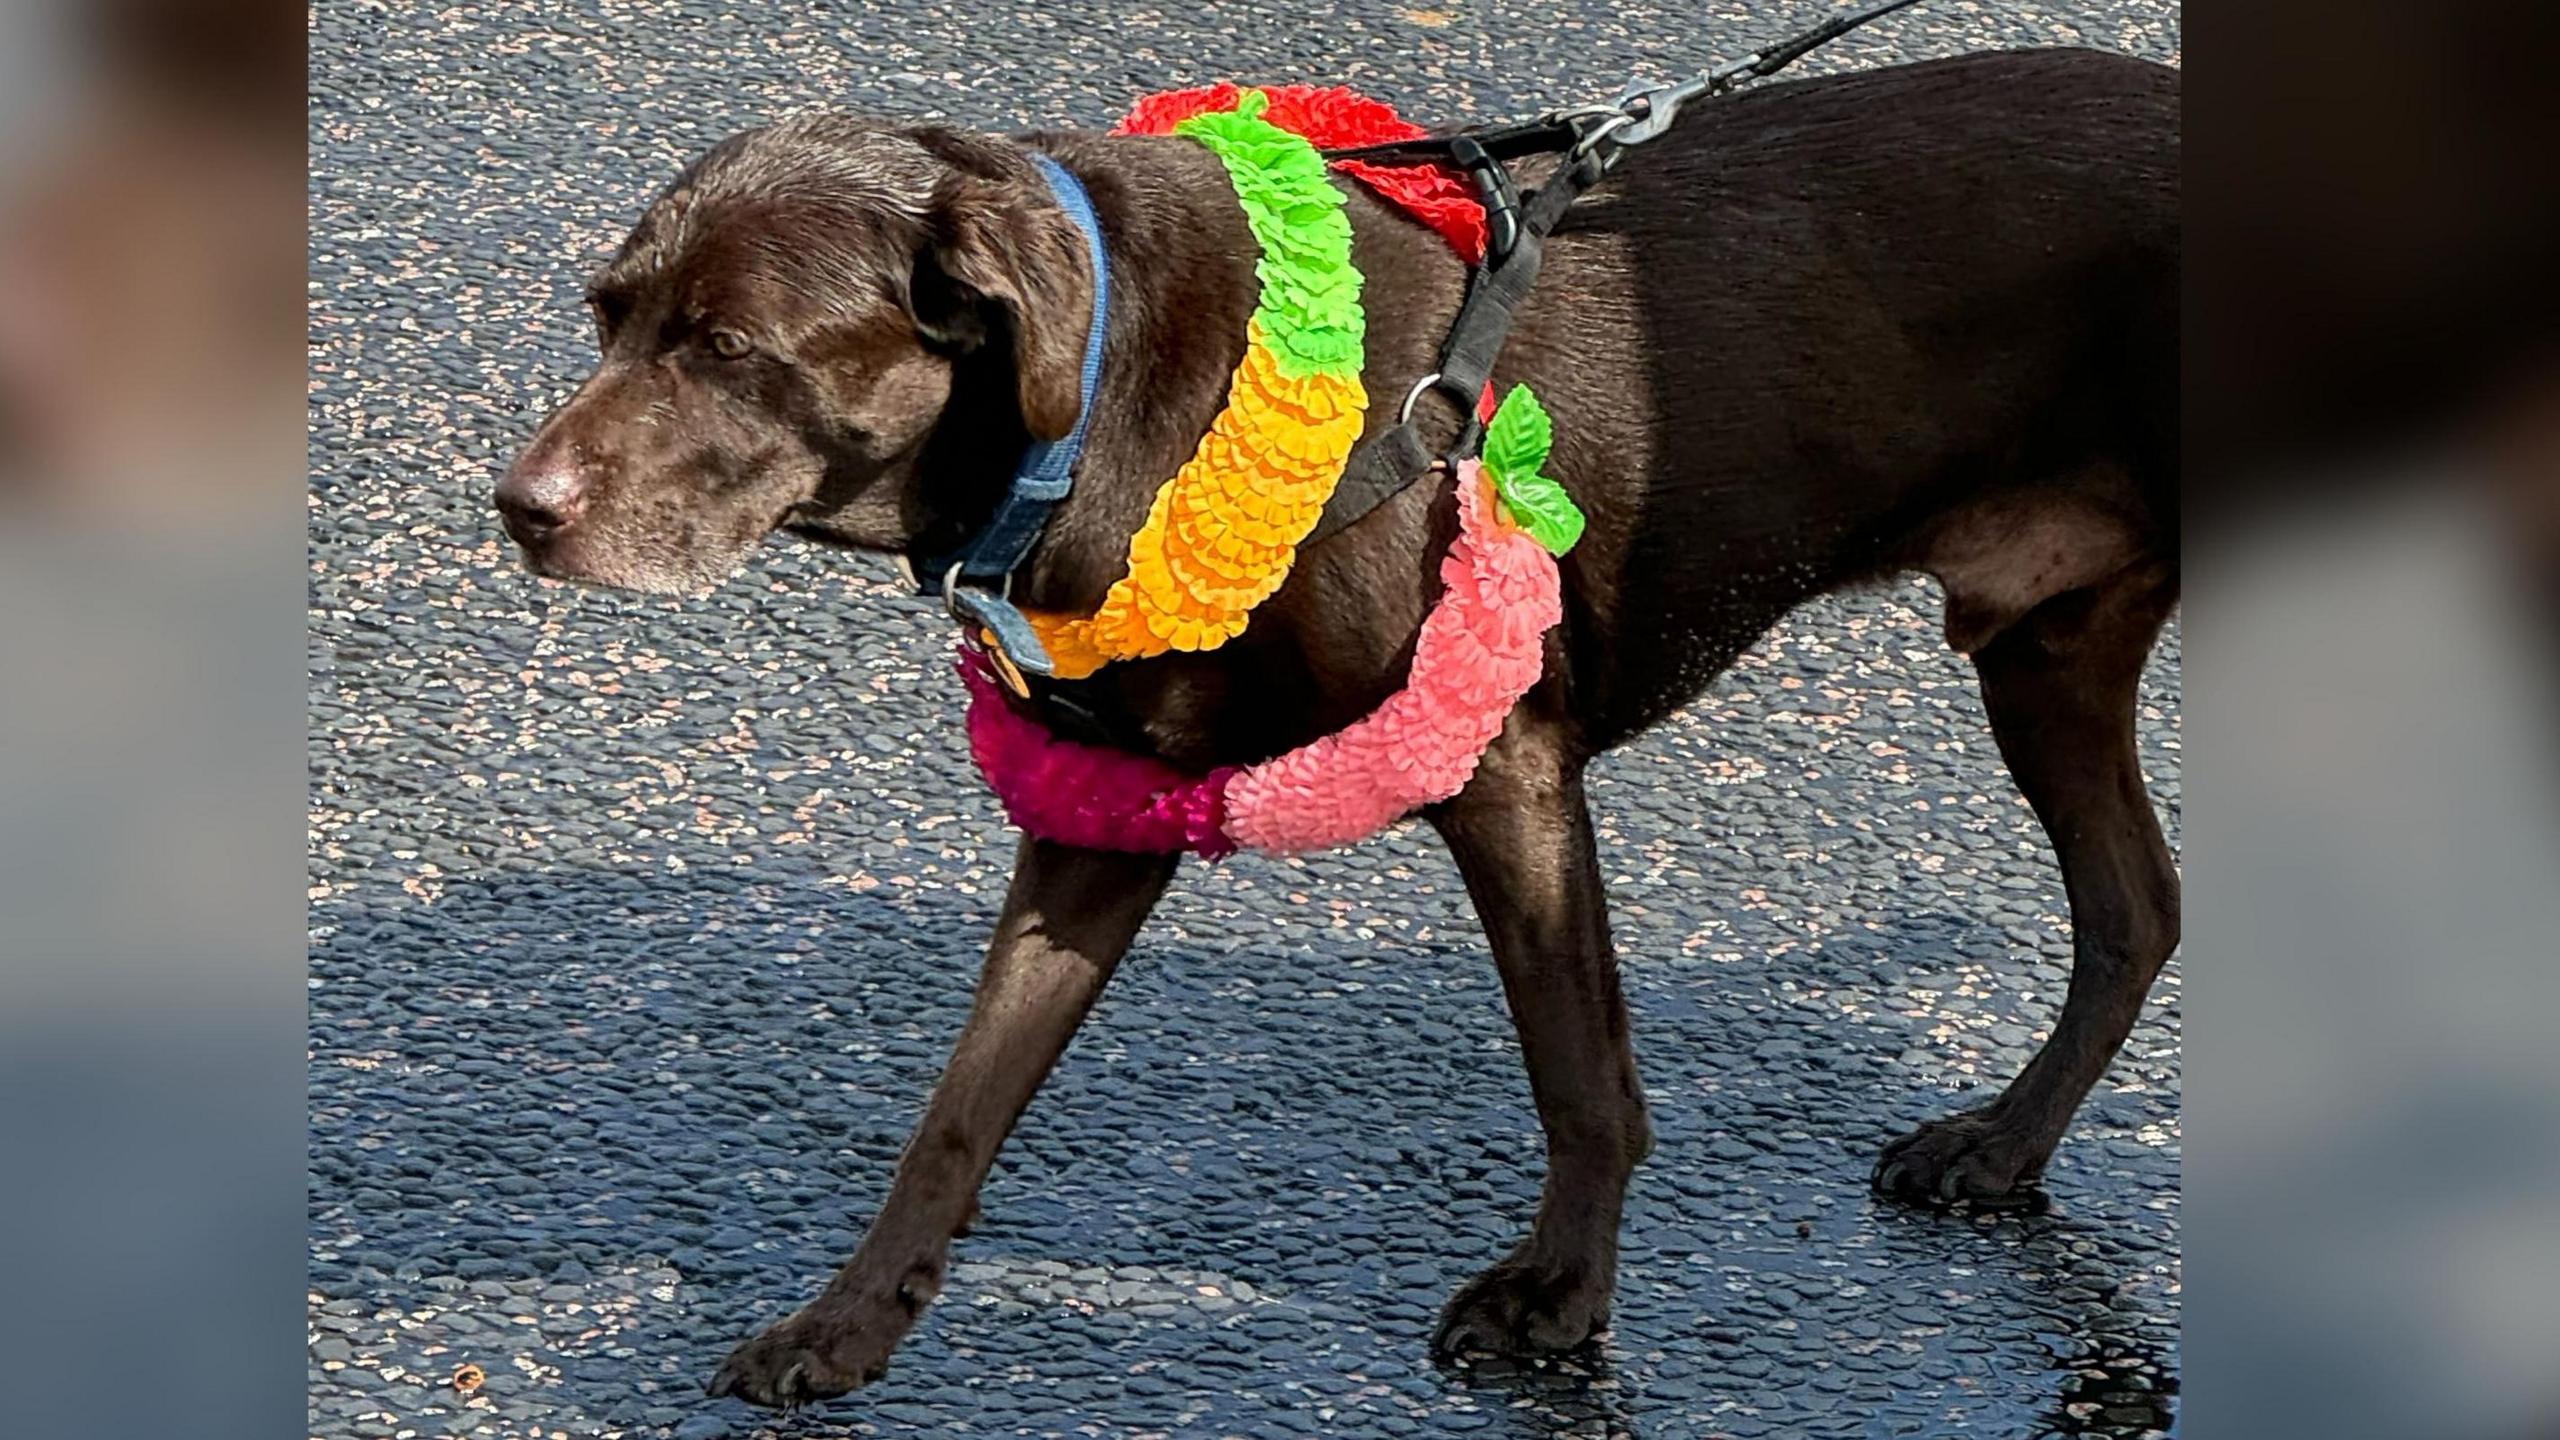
[927,152,1109,678]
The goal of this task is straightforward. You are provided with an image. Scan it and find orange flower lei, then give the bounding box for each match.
[1023,90,1367,679]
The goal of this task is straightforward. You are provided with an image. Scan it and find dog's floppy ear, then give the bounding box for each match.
[903,127,1096,443]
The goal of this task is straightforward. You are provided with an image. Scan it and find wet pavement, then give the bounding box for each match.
[308,2,2181,1436]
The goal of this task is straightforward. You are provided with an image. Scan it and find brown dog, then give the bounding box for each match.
[497,48,2179,1409]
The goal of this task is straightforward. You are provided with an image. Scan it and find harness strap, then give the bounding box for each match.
[1313,424,1438,546]
[1312,0,1942,549]
[1307,150,1605,545]
[919,151,1111,677]
[1319,115,1587,168]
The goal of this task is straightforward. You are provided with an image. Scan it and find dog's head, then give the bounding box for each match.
[495,118,1095,594]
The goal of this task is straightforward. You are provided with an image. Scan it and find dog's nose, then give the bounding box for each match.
[495,454,588,547]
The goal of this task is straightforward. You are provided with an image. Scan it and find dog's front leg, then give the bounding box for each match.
[1425,710,1652,1358]
[708,837,1178,1410]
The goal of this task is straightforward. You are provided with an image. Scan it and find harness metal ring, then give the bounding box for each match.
[1569,110,1637,161]
[1398,371,1445,425]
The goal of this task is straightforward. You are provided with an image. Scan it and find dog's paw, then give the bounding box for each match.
[1872,1107,2052,1210]
[1432,1255,1612,1360]
[705,1265,940,1410]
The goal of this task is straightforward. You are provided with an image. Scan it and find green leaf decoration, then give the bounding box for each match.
[1497,470,1586,556]
[1482,384,1552,483]
[1481,386,1584,556]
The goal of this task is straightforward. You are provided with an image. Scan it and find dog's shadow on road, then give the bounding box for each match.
[312,862,2174,1438]
[1865,1199,2181,1438]
[1437,1348,1646,1438]
[1417,1206,2177,1440]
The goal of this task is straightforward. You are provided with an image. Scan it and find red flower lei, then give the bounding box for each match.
[1117,83,1490,265]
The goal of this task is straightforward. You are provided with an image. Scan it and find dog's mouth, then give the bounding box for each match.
[776,515,878,556]
[504,480,831,599]
[509,530,741,600]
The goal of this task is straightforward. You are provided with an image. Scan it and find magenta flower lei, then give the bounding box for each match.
[961,653,1241,858]
[964,387,1579,859]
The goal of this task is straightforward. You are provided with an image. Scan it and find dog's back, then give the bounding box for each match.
[1503,48,2179,742]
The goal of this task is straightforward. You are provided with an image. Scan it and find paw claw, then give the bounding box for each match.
[1432,1255,1611,1360]
[707,1276,928,1411]
[1937,1165,1967,1204]
[1873,1107,2052,1209]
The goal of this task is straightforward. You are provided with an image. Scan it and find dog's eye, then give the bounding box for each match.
[708,329,753,360]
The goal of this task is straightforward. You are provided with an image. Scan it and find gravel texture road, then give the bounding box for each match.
[308,2,2182,1436]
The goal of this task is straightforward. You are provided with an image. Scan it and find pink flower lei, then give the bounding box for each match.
[965,386,1582,860]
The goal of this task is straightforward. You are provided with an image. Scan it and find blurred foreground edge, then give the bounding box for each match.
[2190,6,2560,1440]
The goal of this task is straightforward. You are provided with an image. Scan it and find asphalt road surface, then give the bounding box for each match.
[308,3,2182,1436]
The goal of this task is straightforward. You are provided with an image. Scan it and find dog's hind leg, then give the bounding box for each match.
[708,838,1178,1409]
[1873,560,2180,1206]
[1425,705,1653,1357]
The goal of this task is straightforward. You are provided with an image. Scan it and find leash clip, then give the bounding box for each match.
[1594,74,1714,153]
[1579,0,1932,162]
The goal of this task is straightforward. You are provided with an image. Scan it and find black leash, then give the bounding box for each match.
[1304,0,1929,545]
[1321,0,1928,176]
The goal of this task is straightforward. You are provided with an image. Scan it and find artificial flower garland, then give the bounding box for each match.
[968,385,1585,858]
[1022,89,1369,680]
[1118,83,1490,263]
[1123,83,1497,427]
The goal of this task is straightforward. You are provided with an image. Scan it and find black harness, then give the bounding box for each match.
[961,0,1928,738]
[1306,136,1602,548]
[1308,0,1929,543]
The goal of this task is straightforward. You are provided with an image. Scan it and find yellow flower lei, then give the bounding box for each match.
[1024,90,1367,680]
